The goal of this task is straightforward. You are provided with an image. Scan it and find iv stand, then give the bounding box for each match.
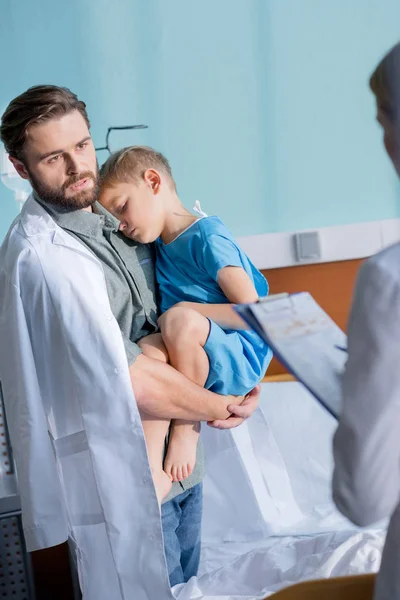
[95,125,149,154]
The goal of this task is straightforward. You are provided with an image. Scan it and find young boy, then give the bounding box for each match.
[99,146,272,503]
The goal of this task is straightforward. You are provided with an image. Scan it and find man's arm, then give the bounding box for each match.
[129,354,259,424]
[333,257,400,527]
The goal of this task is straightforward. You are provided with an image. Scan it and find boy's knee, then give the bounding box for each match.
[161,307,207,345]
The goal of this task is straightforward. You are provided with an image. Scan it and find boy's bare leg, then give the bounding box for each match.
[159,307,211,482]
[138,333,173,503]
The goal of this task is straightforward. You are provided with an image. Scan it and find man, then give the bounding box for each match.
[0,85,259,599]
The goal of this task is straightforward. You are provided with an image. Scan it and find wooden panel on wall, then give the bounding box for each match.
[262,259,364,376]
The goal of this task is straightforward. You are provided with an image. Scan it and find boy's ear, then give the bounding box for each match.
[144,168,161,194]
[9,156,30,180]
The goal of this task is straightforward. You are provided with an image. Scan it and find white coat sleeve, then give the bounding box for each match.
[0,250,69,551]
[332,257,400,527]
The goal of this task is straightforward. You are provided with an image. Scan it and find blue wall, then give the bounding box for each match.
[263,0,400,232]
[1,0,400,241]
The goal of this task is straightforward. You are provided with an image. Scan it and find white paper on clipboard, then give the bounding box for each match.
[235,292,348,418]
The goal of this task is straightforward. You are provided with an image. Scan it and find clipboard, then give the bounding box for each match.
[235,292,347,419]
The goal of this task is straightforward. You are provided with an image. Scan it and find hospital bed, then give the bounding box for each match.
[172,380,384,599]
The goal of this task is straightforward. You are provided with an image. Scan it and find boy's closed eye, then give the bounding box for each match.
[115,201,127,215]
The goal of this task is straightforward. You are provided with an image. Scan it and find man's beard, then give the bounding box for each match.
[28,166,100,211]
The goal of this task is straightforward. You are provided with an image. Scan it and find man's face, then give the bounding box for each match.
[11,110,99,210]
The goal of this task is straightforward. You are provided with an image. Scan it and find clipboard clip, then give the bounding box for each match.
[257,292,295,313]
[258,293,290,303]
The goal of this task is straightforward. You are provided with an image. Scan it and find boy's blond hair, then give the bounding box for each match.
[100,146,176,190]
[370,42,400,121]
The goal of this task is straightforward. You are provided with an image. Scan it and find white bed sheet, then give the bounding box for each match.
[173,382,385,599]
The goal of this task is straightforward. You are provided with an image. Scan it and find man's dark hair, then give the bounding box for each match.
[0,85,90,160]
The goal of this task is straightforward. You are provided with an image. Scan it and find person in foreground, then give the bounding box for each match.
[99,146,272,503]
[0,85,260,595]
[333,42,400,600]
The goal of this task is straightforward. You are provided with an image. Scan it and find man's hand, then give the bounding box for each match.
[207,385,261,429]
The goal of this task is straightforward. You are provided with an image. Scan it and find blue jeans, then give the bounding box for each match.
[161,483,203,587]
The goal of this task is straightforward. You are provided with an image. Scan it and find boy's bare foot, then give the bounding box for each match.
[164,422,200,482]
[152,469,173,504]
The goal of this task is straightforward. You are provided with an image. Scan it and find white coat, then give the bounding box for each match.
[333,242,400,600]
[0,195,173,600]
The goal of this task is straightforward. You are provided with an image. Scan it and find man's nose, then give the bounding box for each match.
[66,154,82,175]
[119,221,127,231]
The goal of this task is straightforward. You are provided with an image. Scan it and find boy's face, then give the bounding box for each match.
[99,171,165,243]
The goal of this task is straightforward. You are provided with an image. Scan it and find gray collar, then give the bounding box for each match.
[34,193,120,238]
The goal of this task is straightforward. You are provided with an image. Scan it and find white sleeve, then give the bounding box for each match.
[0,254,69,551]
[332,257,400,527]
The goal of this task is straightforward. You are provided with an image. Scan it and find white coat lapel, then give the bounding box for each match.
[20,194,103,265]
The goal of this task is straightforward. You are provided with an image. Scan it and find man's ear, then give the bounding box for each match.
[143,168,161,194]
[9,156,30,180]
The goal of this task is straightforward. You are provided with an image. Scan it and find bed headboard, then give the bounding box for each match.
[262,259,363,377]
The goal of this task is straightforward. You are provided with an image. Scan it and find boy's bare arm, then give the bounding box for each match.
[173,266,259,330]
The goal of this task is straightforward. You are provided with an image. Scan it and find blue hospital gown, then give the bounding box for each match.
[155,216,272,395]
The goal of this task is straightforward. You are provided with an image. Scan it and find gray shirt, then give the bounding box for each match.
[38,197,204,501]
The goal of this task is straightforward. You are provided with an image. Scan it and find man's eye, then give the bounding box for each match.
[77,142,88,150]
[48,155,62,164]
[119,203,127,213]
